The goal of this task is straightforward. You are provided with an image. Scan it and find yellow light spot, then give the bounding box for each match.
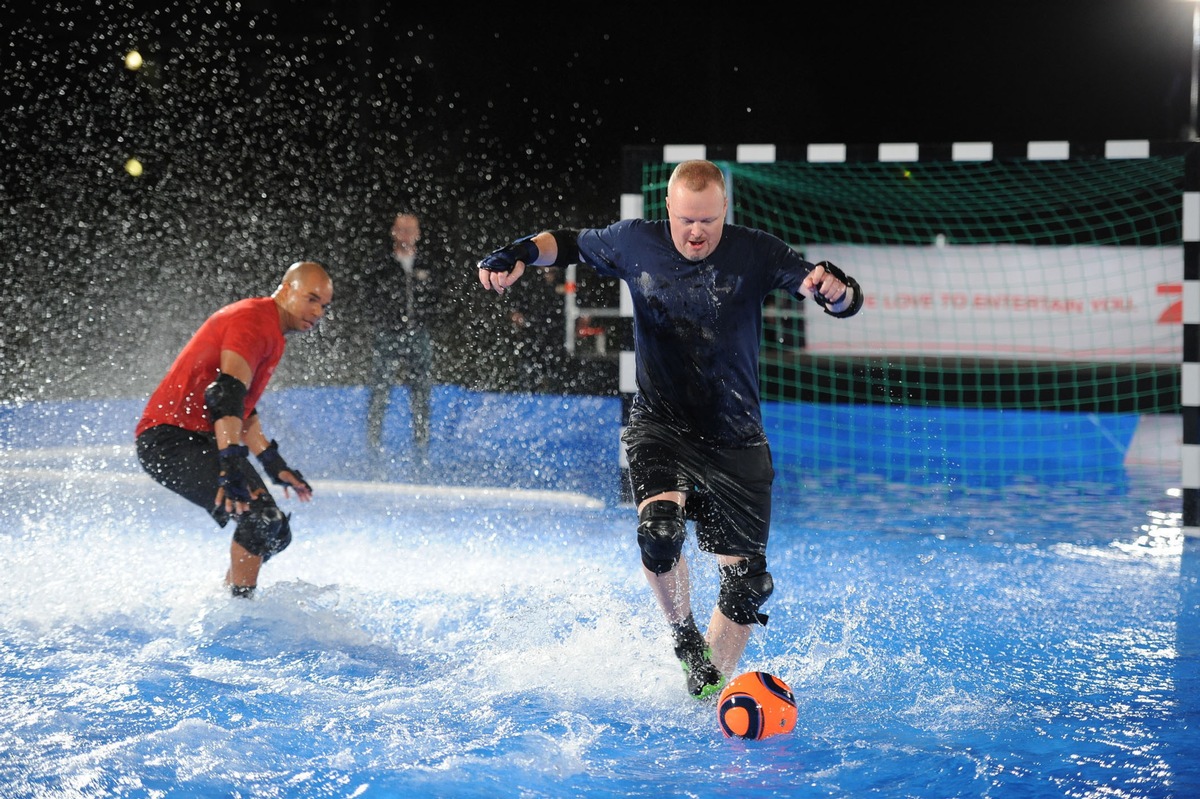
[125,158,143,177]
[125,50,143,71]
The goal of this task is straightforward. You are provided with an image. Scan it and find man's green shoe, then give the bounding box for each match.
[683,653,727,700]
[672,616,726,699]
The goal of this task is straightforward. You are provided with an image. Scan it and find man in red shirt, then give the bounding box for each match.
[136,261,334,597]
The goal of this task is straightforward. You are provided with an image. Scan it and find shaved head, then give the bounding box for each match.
[273,261,333,334]
[280,260,331,291]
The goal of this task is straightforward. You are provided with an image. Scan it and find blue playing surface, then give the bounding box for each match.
[1,389,1197,798]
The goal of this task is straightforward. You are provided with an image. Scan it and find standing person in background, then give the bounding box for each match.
[135,261,334,598]
[357,211,446,474]
[476,160,864,699]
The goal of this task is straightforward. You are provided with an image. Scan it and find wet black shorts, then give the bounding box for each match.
[621,419,774,558]
[135,424,269,527]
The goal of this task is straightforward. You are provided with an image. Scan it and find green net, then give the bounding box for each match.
[639,156,1185,488]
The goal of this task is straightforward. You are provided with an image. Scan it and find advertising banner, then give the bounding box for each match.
[803,245,1182,362]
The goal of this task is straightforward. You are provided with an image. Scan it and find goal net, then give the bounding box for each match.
[633,147,1185,492]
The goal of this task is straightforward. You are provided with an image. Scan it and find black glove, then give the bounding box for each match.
[217,445,253,504]
[478,234,539,273]
[257,439,312,492]
[811,260,864,319]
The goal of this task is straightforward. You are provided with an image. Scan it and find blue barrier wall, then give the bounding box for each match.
[764,403,1143,489]
[0,386,1147,504]
[0,386,624,502]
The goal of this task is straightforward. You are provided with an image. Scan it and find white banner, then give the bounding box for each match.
[803,245,1183,362]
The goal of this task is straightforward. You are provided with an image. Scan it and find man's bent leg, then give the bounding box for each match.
[226,541,262,597]
[706,607,754,678]
[642,552,692,624]
[224,495,292,598]
[643,552,727,698]
[644,553,725,696]
[637,491,723,697]
[638,491,690,620]
[707,553,773,676]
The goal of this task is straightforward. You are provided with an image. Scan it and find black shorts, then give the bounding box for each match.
[621,419,774,559]
[136,424,270,527]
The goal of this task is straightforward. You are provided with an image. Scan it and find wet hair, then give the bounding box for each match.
[668,160,726,196]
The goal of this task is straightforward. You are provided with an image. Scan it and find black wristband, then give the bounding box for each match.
[216,445,252,503]
[256,439,310,490]
[219,444,249,463]
[810,261,864,319]
[510,234,539,265]
[256,439,289,485]
[479,234,539,273]
[824,274,863,318]
[548,229,580,267]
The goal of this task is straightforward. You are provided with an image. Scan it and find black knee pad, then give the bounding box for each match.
[718,555,774,626]
[233,497,292,561]
[637,500,687,574]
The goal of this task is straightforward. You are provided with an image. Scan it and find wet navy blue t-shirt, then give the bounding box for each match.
[576,218,817,448]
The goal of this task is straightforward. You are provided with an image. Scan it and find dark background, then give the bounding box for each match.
[1,0,1195,403]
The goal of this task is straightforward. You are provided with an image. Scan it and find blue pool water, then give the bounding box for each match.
[1,390,1198,797]
[1,451,1198,797]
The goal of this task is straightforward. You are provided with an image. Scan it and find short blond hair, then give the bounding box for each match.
[667,160,726,196]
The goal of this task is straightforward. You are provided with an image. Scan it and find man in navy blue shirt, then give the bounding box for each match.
[478,160,863,699]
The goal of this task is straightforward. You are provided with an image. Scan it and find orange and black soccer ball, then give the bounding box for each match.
[716,671,797,740]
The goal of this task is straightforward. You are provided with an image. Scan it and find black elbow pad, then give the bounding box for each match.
[204,372,247,421]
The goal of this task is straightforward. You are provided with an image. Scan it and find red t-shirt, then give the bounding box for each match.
[136,297,286,437]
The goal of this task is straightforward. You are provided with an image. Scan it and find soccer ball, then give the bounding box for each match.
[716,671,797,740]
